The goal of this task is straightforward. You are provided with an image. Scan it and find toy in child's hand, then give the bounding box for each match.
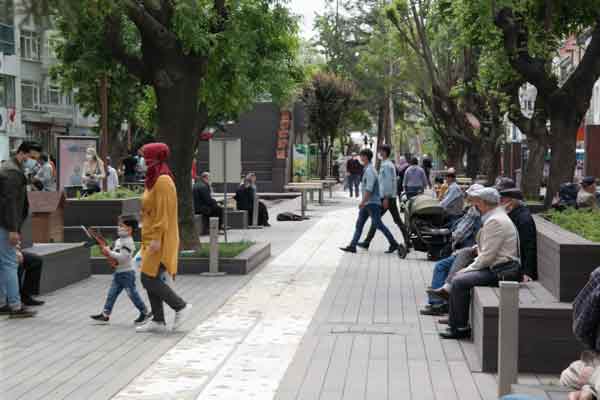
[83,226,118,268]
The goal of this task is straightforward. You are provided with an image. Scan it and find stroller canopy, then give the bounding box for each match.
[408,195,446,217]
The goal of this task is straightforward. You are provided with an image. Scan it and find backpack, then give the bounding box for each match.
[277,212,306,222]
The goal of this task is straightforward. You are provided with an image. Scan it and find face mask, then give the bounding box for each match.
[86,154,94,161]
[23,158,37,170]
[117,227,129,237]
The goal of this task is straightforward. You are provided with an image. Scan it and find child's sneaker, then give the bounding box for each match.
[136,320,167,334]
[90,313,109,323]
[134,312,153,325]
[172,304,192,331]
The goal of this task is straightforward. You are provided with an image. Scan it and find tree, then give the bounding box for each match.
[301,73,355,178]
[45,0,300,248]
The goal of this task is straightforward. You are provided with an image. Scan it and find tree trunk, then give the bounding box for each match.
[375,103,385,169]
[154,70,203,250]
[465,140,482,179]
[320,148,328,179]
[445,142,464,172]
[544,112,579,208]
[522,135,547,201]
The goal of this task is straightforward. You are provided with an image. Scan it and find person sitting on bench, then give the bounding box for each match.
[235,173,270,227]
[0,248,45,310]
[193,172,223,230]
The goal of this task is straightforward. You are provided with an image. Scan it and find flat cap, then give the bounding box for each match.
[470,187,500,205]
[465,183,485,197]
[494,177,516,191]
[499,188,524,200]
[581,176,597,187]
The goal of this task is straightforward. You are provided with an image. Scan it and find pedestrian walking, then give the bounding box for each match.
[357,144,410,256]
[340,148,404,257]
[136,143,191,333]
[346,153,363,198]
[403,157,429,198]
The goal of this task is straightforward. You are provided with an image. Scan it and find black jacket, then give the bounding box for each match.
[0,157,29,232]
[234,185,255,211]
[508,204,538,280]
[192,181,218,215]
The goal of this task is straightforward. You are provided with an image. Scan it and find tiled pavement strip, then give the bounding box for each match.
[1,192,559,399]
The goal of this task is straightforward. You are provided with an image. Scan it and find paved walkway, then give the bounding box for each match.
[1,192,559,399]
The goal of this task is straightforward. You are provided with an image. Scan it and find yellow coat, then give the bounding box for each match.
[140,175,179,277]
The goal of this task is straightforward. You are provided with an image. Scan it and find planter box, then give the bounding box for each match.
[64,198,141,227]
[25,243,90,294]
[473,283,581,373]
[91,242,270,275]
[534,215,600,302]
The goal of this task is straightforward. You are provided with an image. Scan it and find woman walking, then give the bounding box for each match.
[136,143,191,333]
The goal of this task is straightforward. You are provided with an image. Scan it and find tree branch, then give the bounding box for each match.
[122,0,178,50]
[494,7,558,97]
[105,15,151,83]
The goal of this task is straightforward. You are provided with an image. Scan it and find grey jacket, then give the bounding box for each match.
[0,157,29,232]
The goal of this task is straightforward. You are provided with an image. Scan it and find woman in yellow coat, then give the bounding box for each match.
[136,143,191,333]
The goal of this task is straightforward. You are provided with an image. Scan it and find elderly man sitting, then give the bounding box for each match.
[193,172,224,230]
[578,176,598,210]
[439,170,464,225]
[436,187,519,339]
[420,184,483,316]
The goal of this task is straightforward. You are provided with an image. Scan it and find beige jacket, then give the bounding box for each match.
[463,206,519,273]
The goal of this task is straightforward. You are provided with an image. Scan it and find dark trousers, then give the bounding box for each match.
[246,202,269,226]
[448,269,498,329]
[348,174,361,197]
[363,198,411,248]
[141,269,186,323]
[200,205,224,229]
[19,252,42,298]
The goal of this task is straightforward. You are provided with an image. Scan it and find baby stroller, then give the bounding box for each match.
[402,194,452,261]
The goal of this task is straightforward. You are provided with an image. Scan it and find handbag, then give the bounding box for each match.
[490,225,522,282]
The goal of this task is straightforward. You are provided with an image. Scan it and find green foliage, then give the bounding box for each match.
[91,241,254,258]
[545,208,600,243]
[78,187,142,200]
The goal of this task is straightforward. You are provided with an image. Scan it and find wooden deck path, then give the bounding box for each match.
[275,241,560,400]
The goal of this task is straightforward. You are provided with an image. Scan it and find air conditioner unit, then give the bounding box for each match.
[0,108,7,131]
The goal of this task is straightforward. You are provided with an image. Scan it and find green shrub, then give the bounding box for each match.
[79,187,142,200]
[91,241,254,258]
[545,208,600,242]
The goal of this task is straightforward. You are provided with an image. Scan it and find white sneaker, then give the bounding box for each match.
[172,304,192,331]
[136,320,167,334]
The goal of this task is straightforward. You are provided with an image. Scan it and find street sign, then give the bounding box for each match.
[209,138,242,183]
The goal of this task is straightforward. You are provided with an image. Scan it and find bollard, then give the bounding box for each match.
[498,281,520,398]
[318,188,324,204]
[301,191,307,218]
[309,189,315,203]
[201,217,226,276]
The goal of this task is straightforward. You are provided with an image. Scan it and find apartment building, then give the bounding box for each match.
[0,0,97,161]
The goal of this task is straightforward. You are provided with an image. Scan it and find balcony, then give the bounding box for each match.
[22,103,74,123]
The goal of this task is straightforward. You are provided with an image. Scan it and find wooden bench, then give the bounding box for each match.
[534,215,600,302]
[25,243,90,294]
[472,282,581,373]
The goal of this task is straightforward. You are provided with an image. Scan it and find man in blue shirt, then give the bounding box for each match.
[340,149,405,257]
[439,171,464,225]
[357,145,410,255]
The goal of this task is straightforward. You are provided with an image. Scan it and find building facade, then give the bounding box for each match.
[0,0,97,162]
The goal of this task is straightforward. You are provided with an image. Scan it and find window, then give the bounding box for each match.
[21,80,40,109]
[0,75,15,108]
[47,84,61,105]
[20,30,40,60]
[0,23,14,54]
[0,0,13,26]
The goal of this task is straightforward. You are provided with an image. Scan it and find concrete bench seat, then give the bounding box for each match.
[472,282,581,373]
[25,243,90,294]
[194,209,248,235]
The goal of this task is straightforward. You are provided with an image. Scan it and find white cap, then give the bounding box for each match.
[469,187,500,205]
[465,183,485,197]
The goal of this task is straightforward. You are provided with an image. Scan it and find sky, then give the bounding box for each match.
[289,0,326,39]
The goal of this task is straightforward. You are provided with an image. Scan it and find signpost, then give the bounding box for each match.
[209,136,242,242]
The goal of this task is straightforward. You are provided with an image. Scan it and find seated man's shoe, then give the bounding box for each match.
[9,307,36,319]
[340,246,357,254]
[22,296,45,306]
[426,287,450,301]
[439,327,471,340]
[419,304,448,316]
[357,242,370,250]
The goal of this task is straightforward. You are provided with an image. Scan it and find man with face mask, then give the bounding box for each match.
[0,141,42,318]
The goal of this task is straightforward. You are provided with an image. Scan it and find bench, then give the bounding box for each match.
[472,282,581,373]
[25,243,90,294]
[308,179,338,199]
[194,209,248,235]
[284,183,325,217]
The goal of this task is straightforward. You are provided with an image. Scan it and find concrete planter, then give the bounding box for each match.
[26,243,90,294]
[64,198,141,227]
[534,215,600,302]
[90,242,270,275]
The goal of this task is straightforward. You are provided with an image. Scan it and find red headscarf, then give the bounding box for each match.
[142,143,174,189]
